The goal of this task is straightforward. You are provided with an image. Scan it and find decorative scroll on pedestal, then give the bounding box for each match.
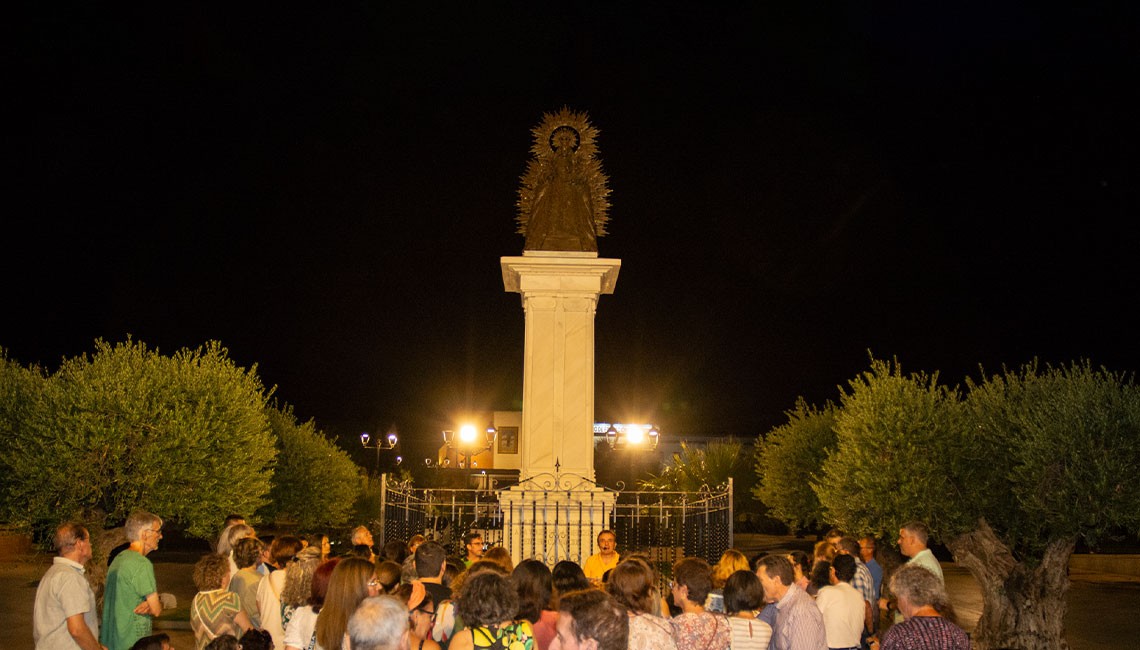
[517,107,611,252]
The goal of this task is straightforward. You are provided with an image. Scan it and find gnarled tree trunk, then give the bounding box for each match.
[948,519,1075,650]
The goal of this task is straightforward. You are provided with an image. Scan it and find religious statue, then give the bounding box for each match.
[517,107,611,252]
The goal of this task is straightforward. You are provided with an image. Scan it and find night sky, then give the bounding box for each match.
[10,3,1138,466]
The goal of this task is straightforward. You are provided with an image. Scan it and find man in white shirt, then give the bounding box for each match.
[815,554,864,650]
[34,522,105,650]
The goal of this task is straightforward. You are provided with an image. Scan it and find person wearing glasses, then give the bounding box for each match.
[101,511,164,650]
[33,522,104,650]
[396,582,441,650]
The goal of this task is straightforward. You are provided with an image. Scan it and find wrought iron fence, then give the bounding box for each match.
[375,473,732,583]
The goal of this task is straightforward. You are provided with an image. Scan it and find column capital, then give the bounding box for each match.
[501,253,621,295]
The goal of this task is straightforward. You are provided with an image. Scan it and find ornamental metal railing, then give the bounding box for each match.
[375,472,732,583]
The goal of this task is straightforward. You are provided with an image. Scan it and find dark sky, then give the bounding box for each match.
[9,3,1138,466]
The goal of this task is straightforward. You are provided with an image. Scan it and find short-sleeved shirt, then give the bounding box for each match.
[583,552,619,582]
[101,549,157,650]
[34,557,99,649]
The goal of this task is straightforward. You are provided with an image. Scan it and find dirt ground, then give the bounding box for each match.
[3,543,1137,649]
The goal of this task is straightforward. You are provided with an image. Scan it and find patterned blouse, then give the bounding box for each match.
[629,612,677,650]
[191,589,242,650]
[670,611,731,650]
[881,616,970,650]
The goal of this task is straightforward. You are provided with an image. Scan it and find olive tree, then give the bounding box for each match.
[259,404,362,529]
[753,398,838,533]
[814,358,1140,650]
[0,339,277,541]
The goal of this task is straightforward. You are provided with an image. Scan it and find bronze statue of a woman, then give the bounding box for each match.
[517,108,611,252]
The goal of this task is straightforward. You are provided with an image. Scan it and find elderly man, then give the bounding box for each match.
[550,588,628,650]
[101,511,163,650]
[348,595,410,650]
[352,525,376,561]
[756,554,826,650]
[34,522,104,650]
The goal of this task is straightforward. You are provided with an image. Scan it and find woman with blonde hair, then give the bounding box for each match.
[706,549,749,613]
[284,558,339,650]
[313,557,382,650]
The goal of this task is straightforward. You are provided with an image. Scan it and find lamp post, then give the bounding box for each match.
[360,430,399,475]
[603,423,660,486]
[442,425,497,470]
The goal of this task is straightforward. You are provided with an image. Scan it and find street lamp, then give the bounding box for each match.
[442,425,497,470]
[604,424,660,450]
[360,430,399,474]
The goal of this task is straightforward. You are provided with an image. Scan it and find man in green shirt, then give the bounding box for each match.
[101,511,164,650]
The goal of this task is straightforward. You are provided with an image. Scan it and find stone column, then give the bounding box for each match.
[500,251,621,482]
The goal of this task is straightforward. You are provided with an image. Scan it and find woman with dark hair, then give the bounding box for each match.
[722,570,771,650]
[607,558,676,650]
[376,560,404,593]
[878,564,968,650]
[239,629,273,650]
[808,560,831,597]
[259,535,305,649]
[382,539,411,564]
[511,559,558,650]
[668,558,729,650]
[449,570,535,650]
[129,633,172,650]
[396,581,443,650]
[284,558,339,650]
[786,551,812,591]
[314,557,381,650]
[551,560,590,603]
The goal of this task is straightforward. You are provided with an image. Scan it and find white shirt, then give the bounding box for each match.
[815,582,864,648]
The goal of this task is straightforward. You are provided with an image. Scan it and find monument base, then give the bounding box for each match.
[499,478,616,566]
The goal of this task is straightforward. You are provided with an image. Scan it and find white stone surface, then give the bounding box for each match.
[501,252,621,482]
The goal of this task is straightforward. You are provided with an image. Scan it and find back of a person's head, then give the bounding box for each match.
[204,634,240,650]
[809,560,832,590]
[193,553,230,592]
[484,545,514,573]
[129,633,170,650]
[558,589,629,650]
[831,554,857,583]
[270,535,304,567]
[415,541,447,578]
[607,558,657,614]
[348,595,408,650]
[376,560,403,593]
[723,569,765,615]
[381,539,410,563]
[672,556,713,604]
[511,559,554,622]
[552,560,590,595]
[239,628,273,650]
[456,569,519,627]
[836,537,861,556]
[310,558,341,609]
[233,536,264,569]
[712,548,749,587]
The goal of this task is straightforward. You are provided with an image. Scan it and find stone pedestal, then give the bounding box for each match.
[498,480,615,565]
[501,251,621,482]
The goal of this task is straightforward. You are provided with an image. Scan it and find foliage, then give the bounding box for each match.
[815,358,968,541]
[641,440,755,513]
[0,339,276,540]
[259,404,363,530]
[753,398,838,532]
[961,360,1140,558]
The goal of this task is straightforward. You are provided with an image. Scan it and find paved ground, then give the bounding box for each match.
[3,542,1137,649]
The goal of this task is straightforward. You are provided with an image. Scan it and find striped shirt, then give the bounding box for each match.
[773,584,827,650]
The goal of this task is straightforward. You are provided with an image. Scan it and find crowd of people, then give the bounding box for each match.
[32,514,969,650]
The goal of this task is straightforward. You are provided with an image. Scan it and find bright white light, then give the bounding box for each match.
[459,424,478,444]
[626,424,645,445]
